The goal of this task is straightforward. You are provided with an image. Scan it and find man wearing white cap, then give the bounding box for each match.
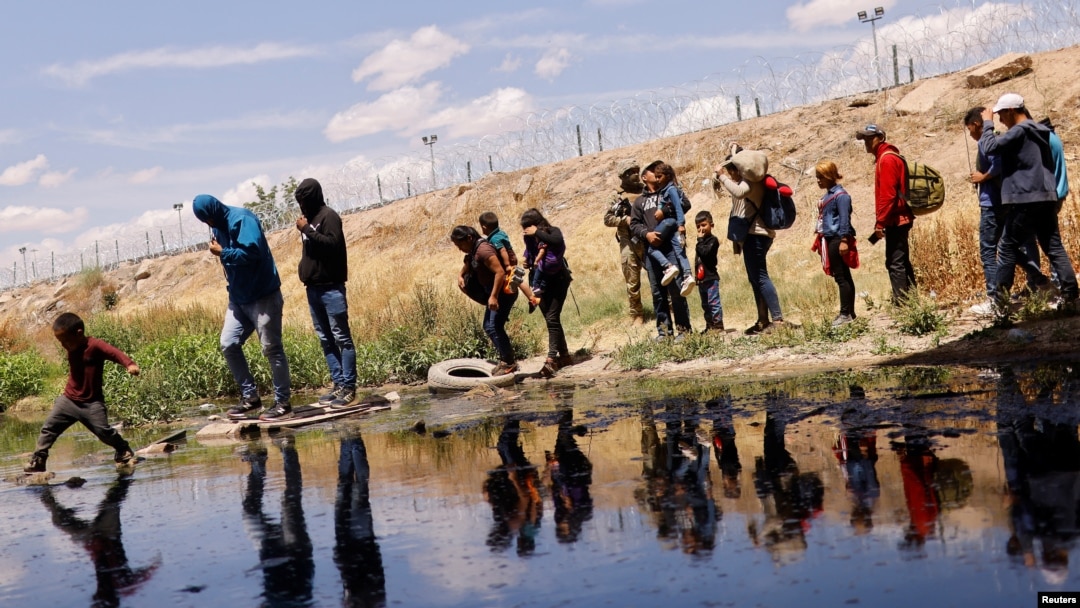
[979,93,1078,317]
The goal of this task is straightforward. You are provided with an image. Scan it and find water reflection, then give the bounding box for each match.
[335,431,387,608]
[484,419,543,555]
[545,407,593,544]
[39,476,160,608]
[832,423,880,534]
[240,437,314,606]
[637,399,719,555]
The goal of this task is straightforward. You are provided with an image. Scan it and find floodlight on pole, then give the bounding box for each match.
[173,203,185,250]
[18,246,27,284]
[422,134,438,190]
[858,6,885,92]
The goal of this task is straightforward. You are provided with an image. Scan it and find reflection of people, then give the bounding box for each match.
[894,437,940,553]
[295,177,358,408]
[832,428,879,534]
[483,420,542,555]
[636,400,718,555]
[26,312,140,472]
[706,395,741,499]
[997,369,1080,585]
[602,160,646,324]
[39,477,160,608]
[335,432,387,608]
[545,408,593,543]
[750,411,823,564]
[193,194,292,421]
[240,439,314,605]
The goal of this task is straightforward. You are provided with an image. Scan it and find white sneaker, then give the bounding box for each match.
[969,300,994,316]
[679,276,697,297]
[661,265,679,286]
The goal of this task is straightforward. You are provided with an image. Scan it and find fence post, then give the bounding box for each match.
[146,232,151,258]
[11,262,14,286]
[597,128,603,152]
[892,45,899,87]
[80,252,84,271]
[467,161,472,183]
[407,176,411,197]
[576,124,583,156]
[909,58,914,83]
[754,98,761,117]
[488,156,493,172]
[95,241,100,269]
[115,240,120,267]
[736,96,742,121]
[51,252,54,281]
[377,174,384,201]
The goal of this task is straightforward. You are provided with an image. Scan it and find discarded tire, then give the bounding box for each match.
[427,358,517,391]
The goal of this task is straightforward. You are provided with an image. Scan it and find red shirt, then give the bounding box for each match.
[63,337,134,403]
[873,142,915,230]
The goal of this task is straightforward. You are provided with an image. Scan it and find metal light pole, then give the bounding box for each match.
[173,203,185,250]
[858,7,885,91]
[422,134,438,190]
[18,246,26,284]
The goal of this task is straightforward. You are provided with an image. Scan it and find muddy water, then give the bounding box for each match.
[1,364,1079,607]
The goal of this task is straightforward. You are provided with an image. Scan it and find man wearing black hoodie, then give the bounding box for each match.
[295,178,357,407]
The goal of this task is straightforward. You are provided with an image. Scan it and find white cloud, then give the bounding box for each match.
[0,129,22,145]
[662,96,739,137]
[73,110,323,149]
[535,48,574,80]
[351,26,469,91]
[325,82,443,142]
[0,155,49,186]
[128,166,164,184]
[43,42,319,86]
[39,169,77,188]
[0,205,88,234]
[425,88,534,138]
[219,174,273,207]
[494,53,522,73]
[787,0,899,32]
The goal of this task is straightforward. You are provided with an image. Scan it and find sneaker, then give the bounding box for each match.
[259,401,293,422]
[329,387,357,409]
[539,358,558,378]
[673,332,687,344]
[679,276,697,297]
[831,314,855,327]
[761,320,787,335]
[492,361,519,376]
[744,321,769,335]
[115,449,137,467]
[227,394,262,420]
[555,354,574,368]
[24,454,46,473]
[318,385,342,405]
[968,300,994,316]
[661,265,679,286]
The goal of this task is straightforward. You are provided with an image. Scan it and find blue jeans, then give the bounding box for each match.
[644,244,692,336]
[698,279,723,327]
[995,201,1079,302]
[221,290,291,404]
[743,235,782,322]
[307,284,357,390]
[647,219,691,279]
[979,206,1044,295]
[484,291,519,364]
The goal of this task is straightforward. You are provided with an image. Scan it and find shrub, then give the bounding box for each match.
[0,350,51,409]
[892,290,950,336]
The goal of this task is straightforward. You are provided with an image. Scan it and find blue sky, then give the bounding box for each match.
[0,0,1020,273]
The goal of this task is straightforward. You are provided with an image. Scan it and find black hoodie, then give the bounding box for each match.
[295,178,348,285]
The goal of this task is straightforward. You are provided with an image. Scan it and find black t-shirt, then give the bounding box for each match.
[695,234,720,282]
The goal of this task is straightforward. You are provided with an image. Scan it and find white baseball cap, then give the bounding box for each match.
[992,93,1025,113]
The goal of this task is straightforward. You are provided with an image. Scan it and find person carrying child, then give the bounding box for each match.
[479,212,541,312]
[521,208,573,377]
[694,210,725,333]
[643,161,696,297]
[24,312,140,473]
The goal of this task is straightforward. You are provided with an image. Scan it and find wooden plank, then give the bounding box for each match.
[231,403,391,431]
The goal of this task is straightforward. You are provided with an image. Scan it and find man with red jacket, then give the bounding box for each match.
[856,124,916,304]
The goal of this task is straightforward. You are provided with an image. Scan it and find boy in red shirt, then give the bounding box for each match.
[24,312,141,472]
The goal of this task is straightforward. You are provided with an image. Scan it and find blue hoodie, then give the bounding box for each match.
[191,194,281,304]
[979,119,1058,205]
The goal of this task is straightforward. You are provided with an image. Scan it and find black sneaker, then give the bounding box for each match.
[227,394,262,419]
[115,449,137,468]
[259,401,293,421]
[318,385,342,405]
[24,454,46,473]
[329,387,357,409]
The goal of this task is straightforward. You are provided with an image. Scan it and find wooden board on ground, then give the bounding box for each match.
[195,402,389,439]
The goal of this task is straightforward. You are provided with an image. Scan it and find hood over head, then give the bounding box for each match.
[192,194,228,227]
[295,178,325,217]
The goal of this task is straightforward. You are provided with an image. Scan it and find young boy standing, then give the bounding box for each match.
[695,211,725,333]
[25,312,140,472]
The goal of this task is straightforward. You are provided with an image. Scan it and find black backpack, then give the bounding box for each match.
[757,176,797,230]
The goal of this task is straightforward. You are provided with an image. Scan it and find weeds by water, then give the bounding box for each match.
[0,350,52,409]
[891,290,950,337]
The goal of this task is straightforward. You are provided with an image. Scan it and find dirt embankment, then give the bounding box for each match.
[3,47,1080,380]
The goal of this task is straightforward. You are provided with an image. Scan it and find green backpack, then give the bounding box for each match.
[883,150,945,215]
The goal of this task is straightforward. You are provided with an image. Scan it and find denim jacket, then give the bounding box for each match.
[818,185,855,238]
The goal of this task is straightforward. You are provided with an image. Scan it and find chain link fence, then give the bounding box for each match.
[4,0,1079,292]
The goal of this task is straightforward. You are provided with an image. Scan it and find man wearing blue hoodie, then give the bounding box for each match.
[193,194,292,420]
[979,94,1078,318]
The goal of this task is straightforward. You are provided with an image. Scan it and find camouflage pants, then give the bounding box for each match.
[621,245,644,318]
